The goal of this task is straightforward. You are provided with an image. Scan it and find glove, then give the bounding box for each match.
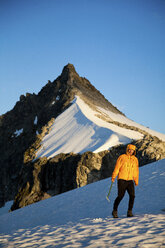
[111,177,115,183]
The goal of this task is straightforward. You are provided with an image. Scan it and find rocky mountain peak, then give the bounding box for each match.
[60,63,78,82]
[62,63,77,74]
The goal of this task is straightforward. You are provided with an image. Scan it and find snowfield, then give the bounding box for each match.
[36,96,144,158]
[36,96,165,159]
[97,106,165,142]
[0,159,165,247]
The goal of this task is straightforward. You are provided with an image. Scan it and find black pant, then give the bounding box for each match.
[113,179,135,211]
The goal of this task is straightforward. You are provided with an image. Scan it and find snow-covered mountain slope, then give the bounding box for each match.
[36,96,165,158]
[0,159,164,247]
[98,105,165,141]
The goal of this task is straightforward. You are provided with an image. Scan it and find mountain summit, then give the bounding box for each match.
[0,64,165,210]
[58,63,124,115]
[60,63,78,78]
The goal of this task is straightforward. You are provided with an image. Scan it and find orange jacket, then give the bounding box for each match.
[112,144,139,185]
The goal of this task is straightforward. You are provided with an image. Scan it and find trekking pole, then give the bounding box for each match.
[106,181,114,202]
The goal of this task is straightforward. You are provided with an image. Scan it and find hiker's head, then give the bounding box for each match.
[126,144,136,156]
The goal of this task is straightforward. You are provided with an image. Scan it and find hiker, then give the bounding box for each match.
[111,144,139,218]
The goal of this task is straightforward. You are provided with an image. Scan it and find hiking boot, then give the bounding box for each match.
[112,210,118,218]
[127,210,134,217]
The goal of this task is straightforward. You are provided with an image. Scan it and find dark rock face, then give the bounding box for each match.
[11,151,106,211]
[1,63,165,211]
[10,154,81,211]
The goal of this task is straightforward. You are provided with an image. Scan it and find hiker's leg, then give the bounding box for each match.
[127,180,135,211]
[113,179,127,211]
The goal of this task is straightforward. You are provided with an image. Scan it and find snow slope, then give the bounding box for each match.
[36,96,145,158]
[97,106,165,141]
[36,96,165,159]
[0,159,165,247]
[0,201,13,217]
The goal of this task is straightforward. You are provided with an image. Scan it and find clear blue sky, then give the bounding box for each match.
[0,0,165,134]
